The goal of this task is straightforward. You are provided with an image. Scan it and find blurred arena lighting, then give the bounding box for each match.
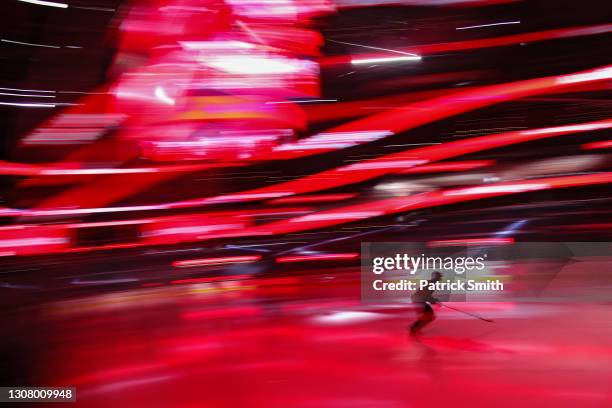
[1,2,612,406]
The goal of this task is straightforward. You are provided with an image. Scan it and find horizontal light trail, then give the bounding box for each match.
[172,256,262,268]
[427,238,515,247]
[352,56,422,64]
[1,38,60,48]
[582,140,612,150]
[4,174,611,256]
[16,117,611,218]
[276,253,359,263]
[171,274,253,284]
[456,21,521,30]
[17,0,68,8]
[246,173,612,236]
[0,161,226,177]
[268,194,358,204]
[0,101,56,108]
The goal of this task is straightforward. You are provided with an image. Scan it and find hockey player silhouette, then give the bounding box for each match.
[409,271,443,336]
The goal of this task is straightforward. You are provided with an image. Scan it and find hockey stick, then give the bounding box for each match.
[440,303,494,322]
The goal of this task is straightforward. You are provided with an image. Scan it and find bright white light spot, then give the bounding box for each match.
[314,311,385,324]
[205,56,306,75]
[154,86,175,106]
[179,41,254,51]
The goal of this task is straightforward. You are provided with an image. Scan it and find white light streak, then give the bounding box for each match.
[179,41,254,51]
[445,183,549,196]
[0,92,55,98]
[557,67,612,85]
[0,87,55,93]
[1,39,60,48]
[274,130,391,151]
[42,168,160,175]
[329,39,420,57]
[352,56,421,65]
[0,102,56,108]
[17,0,68,8]
[522,122,612,136]
[456,21,521,30]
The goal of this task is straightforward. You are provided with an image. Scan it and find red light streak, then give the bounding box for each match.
[170,274,253,284]
[268,194,358,204]
[276,253,360,263]
[398,160,495,174]
[172,256,262,268]
[581,140,612,150]
[428,238,515,247]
